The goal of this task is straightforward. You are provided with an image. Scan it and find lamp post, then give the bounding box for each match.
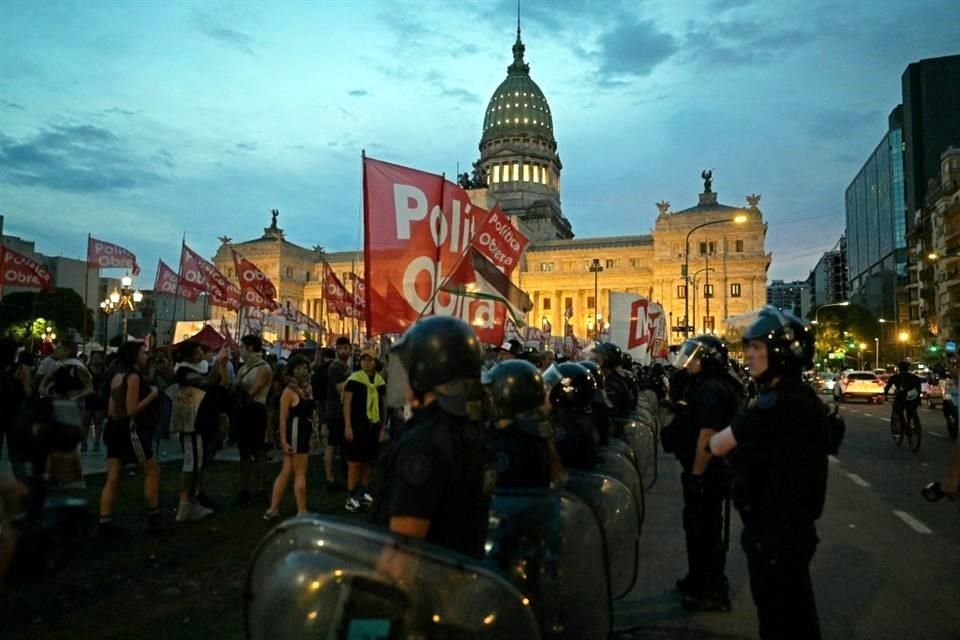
[811,301,850,325]
[683,215,748,338]
[589,258,604,341]
[858,342,867,369]
[105,274,143,344]
[99,299,118,346]
[874,336,879,370]
[898,330,909,360]
[690,266,714,336]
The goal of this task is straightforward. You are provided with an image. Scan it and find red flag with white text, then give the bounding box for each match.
[362,156,507,342]
[1,246,55,292]
[232,250,278,300]
[154,259,198,302]
[88,236,140,275]
[179,244,229,298]
[471,204,528,276]
[210,283,242,312]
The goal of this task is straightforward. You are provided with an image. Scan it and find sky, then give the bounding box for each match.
[1,0,957,286]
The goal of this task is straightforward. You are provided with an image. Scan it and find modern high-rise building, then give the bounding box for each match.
[845,106,907,321]
[902,54,960,223]
[766,279,810,317]
[809,235,848,310]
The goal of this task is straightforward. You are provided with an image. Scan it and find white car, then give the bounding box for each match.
[818,372,838,394]
[834,371,885,403]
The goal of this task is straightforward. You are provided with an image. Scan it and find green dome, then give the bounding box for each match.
[481,32,554,145]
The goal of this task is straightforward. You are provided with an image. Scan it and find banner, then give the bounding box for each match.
[471,204,528,275]
[608,292,669,365]
[1,246,55,292]
[240,284,278,312]
[232,250,277,300]
[154,259,198,302]
[88,236,140,275]
[324,264,361,318]
[210,282,242,312]
[179,244,230,298]
[362,156,509,343]
[346,272,366,310]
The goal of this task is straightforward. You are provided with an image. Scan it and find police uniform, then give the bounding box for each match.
[376,403,494,559]
[551,410,597,471]
[493,417,553,489]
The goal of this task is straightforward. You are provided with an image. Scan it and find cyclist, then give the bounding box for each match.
[884,361,922,434]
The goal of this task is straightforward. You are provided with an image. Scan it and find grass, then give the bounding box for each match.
[2,451,357,640]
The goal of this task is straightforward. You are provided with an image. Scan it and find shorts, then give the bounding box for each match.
[285,417,313,455]
[342,421,381,463]
[235,402,268,452]
[104,417,155,464]
[325,418,346,447]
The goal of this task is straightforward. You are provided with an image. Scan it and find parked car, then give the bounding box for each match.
[818,372,838,394]
[834,370,885,403]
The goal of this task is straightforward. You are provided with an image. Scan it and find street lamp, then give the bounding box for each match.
[103,274,143,344]
[811,301,850,325]
[874,336,879,370]
[589,258,604,341]
[898,330,909,359]
[858,342,867,369]
[682,215,748,338]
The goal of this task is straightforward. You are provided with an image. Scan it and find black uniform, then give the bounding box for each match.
[604,368,637,421]
[551,409,597,471]
[493,417,554,489]
[674,373,741,600]
[730,377,828,639]
[374,402,495,559]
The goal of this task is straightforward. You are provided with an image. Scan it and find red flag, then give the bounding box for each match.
[346,272,366,310]
[88,236,140,275]
[1,246,55,293]
[362,156,506,342]
[240,284,278,312]
[179,244,229,298]
[232,250,277,300]
[324,264,352,306]
[210,283,242,311]
[471,204,528,276]
[153,259,197,301]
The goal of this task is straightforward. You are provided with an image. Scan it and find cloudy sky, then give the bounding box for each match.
[1,0,956,285]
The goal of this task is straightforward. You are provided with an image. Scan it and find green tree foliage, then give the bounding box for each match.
[0,288,93,340]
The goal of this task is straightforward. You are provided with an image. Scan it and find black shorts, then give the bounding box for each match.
[326,418,345,447]
[343,421,380,463]
[104,417,155,464]
[235,402,268,452]
[285,417,313,455]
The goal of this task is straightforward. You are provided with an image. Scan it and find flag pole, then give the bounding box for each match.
[83,234,92,339]
[172,234,186,343]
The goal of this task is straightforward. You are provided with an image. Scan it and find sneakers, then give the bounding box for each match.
[262,510,280,522]
[921,481,958,502]
[176,502,214,522]
[360,492,374,506]
[345,496,362,512]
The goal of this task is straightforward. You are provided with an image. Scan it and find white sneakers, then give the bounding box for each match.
[176,501,213,522]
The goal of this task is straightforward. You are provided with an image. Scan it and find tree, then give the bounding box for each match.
[0,288,94,341]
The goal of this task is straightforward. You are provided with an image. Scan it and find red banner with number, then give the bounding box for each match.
[1,246,55,292]
[362,156,507,343]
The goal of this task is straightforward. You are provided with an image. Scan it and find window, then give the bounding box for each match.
[564,297,573,314]
[735,239,744,252]
[542,298,552,311]
[677,285,687,299]
[699,241,717,255]
[532,165,539,183]
[629,258,638,268]
[512,162,519,181]
[587,296,596,309]
[703,316,715,331]
[523,163,530,182]
[539,262,554,272]
[605,259,614,269]
[541,167,548,185]
[730,283,742,297]
[492,165,500,183]
[699,241,708,256]
[704,283,714,298]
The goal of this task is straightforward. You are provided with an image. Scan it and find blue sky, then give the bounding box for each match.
[1,0,957,285]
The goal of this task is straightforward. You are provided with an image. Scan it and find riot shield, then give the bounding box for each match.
[637,389,660,416]
[564,470,639,600]
[605,436,639,472]
[596,445,644,532]
[245,515,541,640]
[616,415,658,490]
[486,489,612,640]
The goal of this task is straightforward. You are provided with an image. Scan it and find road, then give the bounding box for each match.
[615,397,960,639]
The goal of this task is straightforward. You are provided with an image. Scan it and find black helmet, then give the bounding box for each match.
[543,362,597,409]
[594,342,622,369]
[898,360,911,374]
[483,360,546,419]
[391,316,484,395]
[579,360,603,388]
[742,306,814,376]
[674,334,729,373]
[621,353,634,370]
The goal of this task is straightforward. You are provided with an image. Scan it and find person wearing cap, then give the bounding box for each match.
[341,348,386,512]
[496,338,523,362]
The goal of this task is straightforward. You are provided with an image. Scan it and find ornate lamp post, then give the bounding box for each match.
[103,274,143,344]
[682,215,747,338]
[589,258,604,341]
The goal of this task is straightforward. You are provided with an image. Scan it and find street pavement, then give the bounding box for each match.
[615,397,960,639]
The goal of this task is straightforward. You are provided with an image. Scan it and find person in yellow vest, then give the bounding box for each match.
[342,348,386,512]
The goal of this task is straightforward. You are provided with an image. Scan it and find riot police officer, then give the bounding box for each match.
[543,362,599,470]
[668,335,742,611]
[709,306,828,639]
[373,316,495,559]
[484,360,562,488]
[593,343,636,420]
[580,360,610,446]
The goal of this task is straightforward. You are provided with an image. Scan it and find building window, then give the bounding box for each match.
[735,239,744,252]
[605,259,614,269]
[492,165,500,183]
[523,163,530,182]
[587,296,596,309]
[704,283,714,298]
[564,297,573,315]
[730,283,742,297]
[699,241,708,256]
[542,167,549,185]
[512,162,519,181]
[699,241,717,255]
[703,316,715,331]
[532,165,539,183]
[542,298,552,311]
[629,258,638,268]
[539,262,554,272]
[677,285,687,299]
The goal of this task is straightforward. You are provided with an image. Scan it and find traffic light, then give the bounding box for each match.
[848,341,856,350]
[929,344,939,353]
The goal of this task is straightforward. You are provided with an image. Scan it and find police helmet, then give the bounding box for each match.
[543,362,597,410]
[742,305,814,376]
[594,342,623,369]
[579,360,603,388]
[391,316,484,395]
[483,360,547,419]
[621,353,634,370]
[674,334,729,373]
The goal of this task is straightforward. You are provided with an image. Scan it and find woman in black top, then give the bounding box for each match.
[264,356,315,519]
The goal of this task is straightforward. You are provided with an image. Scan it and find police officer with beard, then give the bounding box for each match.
[483,360,563,488]
[668,335,742,612]
[709,306,827,639]
[543,362,599,471]
[372,317,495,559]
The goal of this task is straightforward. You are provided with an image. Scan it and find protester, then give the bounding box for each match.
[0,339,31,480]
[324,337,352,491]
[342,348,386,512]
[311,348,337,482]
[85,351,108,453]
[233,335,273,505]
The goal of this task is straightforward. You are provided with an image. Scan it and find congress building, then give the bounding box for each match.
[213,28,770,345]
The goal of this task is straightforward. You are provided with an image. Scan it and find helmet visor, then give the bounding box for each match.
[672,339,706,370]
[385,354,412,409]
[542,363,563,390]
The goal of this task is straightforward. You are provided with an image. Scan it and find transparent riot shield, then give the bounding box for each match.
[486,489,612,640]
[637,389,660,417]
[605,436,639,472]
[616,415,658,491]
[596,445,644,532]
[245,515,541,640]
[563,470,639,600]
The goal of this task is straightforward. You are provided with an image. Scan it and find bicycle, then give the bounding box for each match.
[889,393,923,452]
